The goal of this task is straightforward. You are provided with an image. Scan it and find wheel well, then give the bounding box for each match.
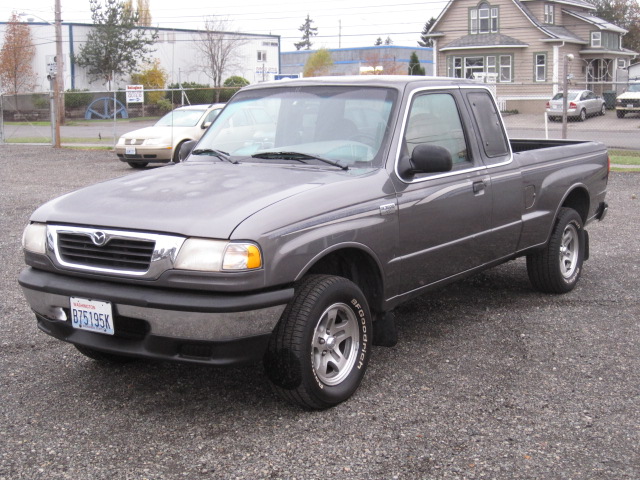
[306,248,384,316]
[562,187,589,223]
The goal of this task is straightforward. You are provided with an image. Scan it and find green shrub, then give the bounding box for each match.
[65,89,93,109]
[32,94,49,109]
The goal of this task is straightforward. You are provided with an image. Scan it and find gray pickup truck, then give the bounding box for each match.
[19,77,609,409]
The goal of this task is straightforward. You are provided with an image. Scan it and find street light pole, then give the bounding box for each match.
[53,0,64,148]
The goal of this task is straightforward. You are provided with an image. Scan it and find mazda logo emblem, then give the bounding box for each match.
[90,231,107,246]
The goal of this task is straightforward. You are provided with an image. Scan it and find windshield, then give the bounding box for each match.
[155,109,206,127]
[551,92,580,101]
[627,84,640,92]
[192,86,397,168]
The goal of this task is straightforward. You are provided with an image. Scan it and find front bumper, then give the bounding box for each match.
[19,267,293,365]
[115,145,173,162]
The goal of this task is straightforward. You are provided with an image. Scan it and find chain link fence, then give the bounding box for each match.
[1,82,638,150]
[0,87,241,146]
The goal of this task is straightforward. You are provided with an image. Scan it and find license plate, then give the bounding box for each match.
[125,146,136,155]
[627,104,634,108]
[70,297,115,335]
[552,105,560,110]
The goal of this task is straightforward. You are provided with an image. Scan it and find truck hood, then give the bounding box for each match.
[617,91,640,100]
[30,162,355,239]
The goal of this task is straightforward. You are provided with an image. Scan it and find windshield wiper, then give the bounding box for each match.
[191,148,237,164]
[251,151,348,170]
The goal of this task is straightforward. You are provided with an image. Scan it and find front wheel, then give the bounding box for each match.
[617,110,625,119]
[127,162,148,169]
[600,104,606,116]
[264,275,372,410]
[527,207,585,294]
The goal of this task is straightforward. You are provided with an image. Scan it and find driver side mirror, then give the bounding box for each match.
[179,140,197,161]
[399,144,453,177]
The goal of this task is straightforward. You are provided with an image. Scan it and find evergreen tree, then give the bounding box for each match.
[295,15,318,51]
[384,36,393,46]
[418,17,437,47]
[74,0,158,89]
[408,52,425,75]
[374,37,383,46]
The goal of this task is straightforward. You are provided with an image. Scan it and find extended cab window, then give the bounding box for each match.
[404,93,471,168]
[466,90,510,164]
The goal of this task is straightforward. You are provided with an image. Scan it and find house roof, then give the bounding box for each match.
[563,10,628,34]
[519,0,595,10]
[440,33,528,51]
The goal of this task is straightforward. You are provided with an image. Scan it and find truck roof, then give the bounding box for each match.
[243,75,478,91]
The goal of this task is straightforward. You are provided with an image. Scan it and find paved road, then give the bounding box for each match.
[3,110,640,150]
[0,146,639,479]
[503,112,640,150]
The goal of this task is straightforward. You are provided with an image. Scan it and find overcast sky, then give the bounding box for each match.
[1,0,447,50]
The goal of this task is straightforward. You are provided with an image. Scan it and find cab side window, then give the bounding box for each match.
[404,93,470,167]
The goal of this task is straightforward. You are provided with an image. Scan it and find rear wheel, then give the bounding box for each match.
[527,207,585,294]
[578,109,587,122]
[264,275,372,410]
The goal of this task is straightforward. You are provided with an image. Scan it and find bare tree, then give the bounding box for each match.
[195,17,248,102]
[0,13,36,94]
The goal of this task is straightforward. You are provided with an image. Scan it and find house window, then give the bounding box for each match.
[487,56,496,75]
[470,3,498,34]
[535,53,547,81]
[617,59,626,69]
[499,55,512,82]
[544,4,554,24]
[465,57,485,79]
[448,57,463,78]
[257,51,267,62]
[591,32,601,47]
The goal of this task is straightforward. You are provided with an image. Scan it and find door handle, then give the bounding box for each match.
[472,180,486,194]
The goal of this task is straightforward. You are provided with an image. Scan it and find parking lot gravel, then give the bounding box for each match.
[0,144,638,480]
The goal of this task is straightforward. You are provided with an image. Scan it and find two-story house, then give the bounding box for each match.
[426,0,637,112]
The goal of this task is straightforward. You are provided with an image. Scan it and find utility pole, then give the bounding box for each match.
[53,0,64,147]
[561,53,574,140]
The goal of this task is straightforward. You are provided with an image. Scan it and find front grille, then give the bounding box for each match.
[57,232,155,272]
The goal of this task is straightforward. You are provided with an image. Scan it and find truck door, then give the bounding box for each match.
[464,89,522,259]
[390,90,493,294]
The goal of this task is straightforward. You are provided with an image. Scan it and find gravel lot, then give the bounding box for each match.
[1,145,638,480]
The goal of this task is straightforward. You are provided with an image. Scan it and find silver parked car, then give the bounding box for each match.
[546,90,606,122]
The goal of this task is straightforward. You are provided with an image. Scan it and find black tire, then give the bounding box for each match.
[127,162,148,169]
[527,207,585,294]
[616,110,625,119]
[600,104,606,116]
[74,344,138,364]
[264,275,372,410]
[172,141,186,163]
[578,109,586,122]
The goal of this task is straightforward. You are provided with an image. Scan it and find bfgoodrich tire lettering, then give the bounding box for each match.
[264,275,372,410]
[527,207,585,294]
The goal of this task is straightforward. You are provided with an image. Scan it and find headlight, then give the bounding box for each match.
[117,137,126,145]
[22,223,47,254]
[174,239,262,272]
[143,138,165,146]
